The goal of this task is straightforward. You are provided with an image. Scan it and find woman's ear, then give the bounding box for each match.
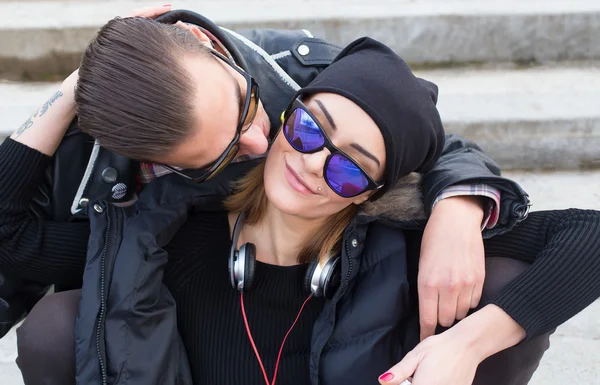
[352,192,371,206]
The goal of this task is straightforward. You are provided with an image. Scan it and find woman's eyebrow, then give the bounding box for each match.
[351,143,381,167]
[314,98,381,168]
[314,99,337,130]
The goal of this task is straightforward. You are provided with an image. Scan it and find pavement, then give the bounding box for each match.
[0,169,599,384]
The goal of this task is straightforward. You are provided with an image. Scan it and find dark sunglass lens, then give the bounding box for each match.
[283,108,325,152]
[205,144,239,181]
[242,85,259,129]
[325,153,370,197]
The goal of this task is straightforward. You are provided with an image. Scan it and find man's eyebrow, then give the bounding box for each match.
[314,99,337,130]
[351,143,381,168]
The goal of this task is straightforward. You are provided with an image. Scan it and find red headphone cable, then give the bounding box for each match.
[240,293,312,385]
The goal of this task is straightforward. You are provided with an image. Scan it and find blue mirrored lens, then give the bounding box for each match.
[326,153,370,197]
[283,108,325,152]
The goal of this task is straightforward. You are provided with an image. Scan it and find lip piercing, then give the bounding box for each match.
[317,187,322,192]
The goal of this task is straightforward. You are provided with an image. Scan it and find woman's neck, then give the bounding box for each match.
[231,202,325,266]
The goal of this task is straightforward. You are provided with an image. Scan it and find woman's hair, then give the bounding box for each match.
[75,17,211,161]
[225,162,357,264]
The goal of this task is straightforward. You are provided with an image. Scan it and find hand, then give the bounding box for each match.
[378,331,480,385]
[418,195,486,340]
[379,305,526,385]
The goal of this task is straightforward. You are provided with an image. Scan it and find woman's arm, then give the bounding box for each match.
[10,70,78,154]
[484,209,600,338]
[0,72,90,285]
[379,304,525,385]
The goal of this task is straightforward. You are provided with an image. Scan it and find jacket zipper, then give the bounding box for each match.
[339,237,354,296]
[95,204,122,385]
[312,235,356,385]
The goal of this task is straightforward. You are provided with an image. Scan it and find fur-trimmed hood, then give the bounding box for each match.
[360,172,427,223]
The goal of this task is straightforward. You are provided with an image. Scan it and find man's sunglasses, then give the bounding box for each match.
[162,49,260,182]
[281,99,384,198]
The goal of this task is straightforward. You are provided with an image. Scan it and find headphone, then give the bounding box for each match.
[229,212,342,299]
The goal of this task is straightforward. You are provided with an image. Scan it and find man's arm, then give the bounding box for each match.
[416,134,530,339]
[422,134,529,235]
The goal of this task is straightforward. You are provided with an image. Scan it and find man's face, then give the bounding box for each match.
[157,49,271,170]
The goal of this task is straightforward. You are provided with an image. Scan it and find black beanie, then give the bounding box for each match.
[294,37,445,200]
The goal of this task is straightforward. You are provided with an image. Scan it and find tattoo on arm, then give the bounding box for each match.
[39,91,64,117]
[13,116,34,138]
[11,90,64,139]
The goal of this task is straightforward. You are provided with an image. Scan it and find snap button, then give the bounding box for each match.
[78,198,89,208]
[93,204,104,213]
[297,44,310,56]
[111,183,127,200]
[351,239,358,247]
[102,167,118,184]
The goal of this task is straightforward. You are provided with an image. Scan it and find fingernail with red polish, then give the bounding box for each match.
[379,372,394,382]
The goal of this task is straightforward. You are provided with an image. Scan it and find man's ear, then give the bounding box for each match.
[175,21,212,47]
[188,25,211,45]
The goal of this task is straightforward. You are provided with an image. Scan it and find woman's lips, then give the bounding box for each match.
[284,161,316,195]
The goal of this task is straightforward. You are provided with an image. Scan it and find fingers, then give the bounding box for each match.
[437,288,458,328]
[127,4,172,18]
[454,287,472,320]
[417,283,438,341]
[470,278,484,309]
[378,352,419,384]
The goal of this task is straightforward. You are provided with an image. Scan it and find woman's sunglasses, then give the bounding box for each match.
[162,49,259,183]
[281,99,384,198]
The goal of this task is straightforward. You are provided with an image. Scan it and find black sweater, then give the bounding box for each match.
[1,138,599,338]
[162,211,324,384]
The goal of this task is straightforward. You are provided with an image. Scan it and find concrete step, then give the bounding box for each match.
[415,62,600,170]
[1,0,600,80]
[2,62,599,170]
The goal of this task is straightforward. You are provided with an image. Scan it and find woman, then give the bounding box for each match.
[6,12,600,385]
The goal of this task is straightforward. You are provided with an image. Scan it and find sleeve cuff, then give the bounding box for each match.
[432,184,501,230]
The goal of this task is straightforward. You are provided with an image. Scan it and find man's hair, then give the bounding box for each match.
[75,17,211,161]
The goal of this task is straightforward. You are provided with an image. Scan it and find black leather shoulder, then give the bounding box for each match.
[290,37,343,66]
[37,118,138,221]
[236,28,342,88]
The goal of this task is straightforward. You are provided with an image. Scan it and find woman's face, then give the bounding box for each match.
[264,93,386,219]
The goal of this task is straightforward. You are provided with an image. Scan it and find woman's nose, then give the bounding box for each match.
[303,148,330,178]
